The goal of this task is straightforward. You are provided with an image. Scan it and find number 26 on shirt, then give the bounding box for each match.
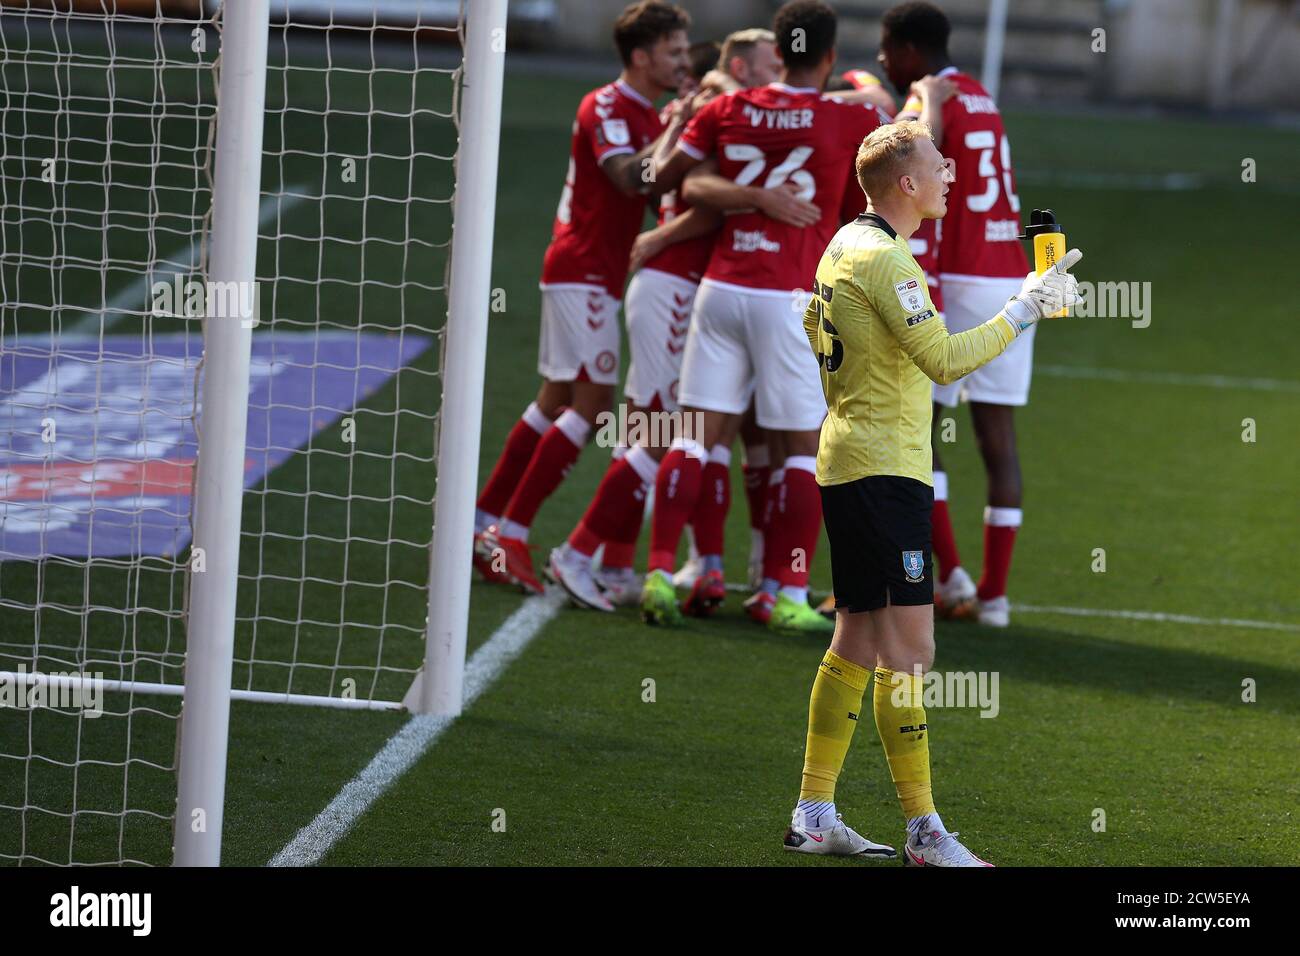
[723,143,816,200]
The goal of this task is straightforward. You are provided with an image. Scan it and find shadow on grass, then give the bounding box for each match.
[932,621,1300,716]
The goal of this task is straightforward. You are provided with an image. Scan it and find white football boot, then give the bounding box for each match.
[547,546,614,612]
[783,812,897,859]
[903,827,993,867]
[672,532,703,590]
[592,564,642,608]
[977,594,1010,628]
[935,566,978,619]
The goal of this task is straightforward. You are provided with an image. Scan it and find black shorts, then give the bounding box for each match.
[819,475,934,612]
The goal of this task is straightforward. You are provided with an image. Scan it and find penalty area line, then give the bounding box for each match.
[268,589,565,867]
[719,581,1296,632]
[1035,364,1300,394]
[1011,603,1299,633]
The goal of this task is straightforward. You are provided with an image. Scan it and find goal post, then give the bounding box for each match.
[174,0,272,868]
[981,0,1010,103]
[415,0,508,717]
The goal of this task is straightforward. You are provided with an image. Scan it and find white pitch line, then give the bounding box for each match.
[1016,170,1208,192]
[1011,603,1299,633]
[1036,364,1300,394]
[721,581,1295,632]
[1016,169,1300,195]
[67,187,309,335]
[268,589,565,868]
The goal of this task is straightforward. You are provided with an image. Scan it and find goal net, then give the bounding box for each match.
[0,0,492,866]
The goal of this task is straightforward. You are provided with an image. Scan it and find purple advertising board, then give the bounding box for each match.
[0,331,432,560]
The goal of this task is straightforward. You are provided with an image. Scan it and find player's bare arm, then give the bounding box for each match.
[646,87,712,188]
[697,68,740,96]
[831,84,898,116]
[680,161,821,227]
[601,137,673,198]
[628,204,722,273]
[650,140,704,196]
[907,74,956,145]
[894,75,954,131]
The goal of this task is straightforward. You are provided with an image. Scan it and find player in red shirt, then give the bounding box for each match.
[879,1,1032,627]
[472,1,692,594]
[638,0,889,633]
[547,31,808,612]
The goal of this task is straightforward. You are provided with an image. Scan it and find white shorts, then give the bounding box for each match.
[537,283,621,385]
[678,278,826,431]
[623,268,696,412]
[932,274,1035,407]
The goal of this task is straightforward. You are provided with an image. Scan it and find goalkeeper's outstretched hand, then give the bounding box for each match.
[1001,248,1083,334]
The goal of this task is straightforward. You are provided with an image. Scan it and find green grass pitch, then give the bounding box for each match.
[1,50,1297,865]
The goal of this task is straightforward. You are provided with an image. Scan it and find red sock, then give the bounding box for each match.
[742,463,770,531]
[691,447,731,558]
[600,539,637,569]
[760,469,786,582]
[647,444,705,574]
[930,471,960,583]
[567,452,647,557]
[776,462,822,588]
[931,501,961,584]
[501,409,590,531]
[476,402,549,518]
[605,446,657,567]
[977,507,1022,600]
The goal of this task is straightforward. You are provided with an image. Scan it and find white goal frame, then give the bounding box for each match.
[170,0,506,865]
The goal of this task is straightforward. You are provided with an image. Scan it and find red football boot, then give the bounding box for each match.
[682,568,726,617]
[474,526,544,595]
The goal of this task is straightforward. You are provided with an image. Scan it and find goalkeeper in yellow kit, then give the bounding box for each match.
[782,121,1082,866]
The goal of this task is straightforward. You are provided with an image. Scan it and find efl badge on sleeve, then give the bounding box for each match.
[600,118,630,146]
[894,278,926,313]
[902,550,925,583]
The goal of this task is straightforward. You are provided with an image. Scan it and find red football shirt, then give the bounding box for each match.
[641,187,712,284]
[677,83,887,292]
[907,69,1028,279]
[907,218,945,312]
[642,97,713,283]
[837,165,867,225]
[541,80,664,298]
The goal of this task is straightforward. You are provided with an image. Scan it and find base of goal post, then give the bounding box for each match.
[401,671,428,714]
[399,669,462,716]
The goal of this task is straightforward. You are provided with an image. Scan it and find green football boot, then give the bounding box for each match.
[769,593,834,635]
[640,570,683,627]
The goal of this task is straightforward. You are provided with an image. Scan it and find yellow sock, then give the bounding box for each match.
[873,666,937,820]
[798,651,871,800]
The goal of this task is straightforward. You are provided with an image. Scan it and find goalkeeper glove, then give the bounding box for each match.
[1000,248,1083,335]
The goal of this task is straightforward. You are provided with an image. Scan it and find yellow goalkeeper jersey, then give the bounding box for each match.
[803,212,1017,487]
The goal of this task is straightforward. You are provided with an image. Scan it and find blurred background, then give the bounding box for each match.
[21,0,1295,112]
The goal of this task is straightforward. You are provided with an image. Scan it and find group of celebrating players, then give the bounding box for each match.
[470,0,1085,864]
[473,0,1035,634]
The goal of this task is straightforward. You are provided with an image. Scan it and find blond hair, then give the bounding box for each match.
[719,27,775,76]
[855,120,934,202]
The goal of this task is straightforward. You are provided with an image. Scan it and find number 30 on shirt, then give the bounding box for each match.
[963,130,1020,214]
